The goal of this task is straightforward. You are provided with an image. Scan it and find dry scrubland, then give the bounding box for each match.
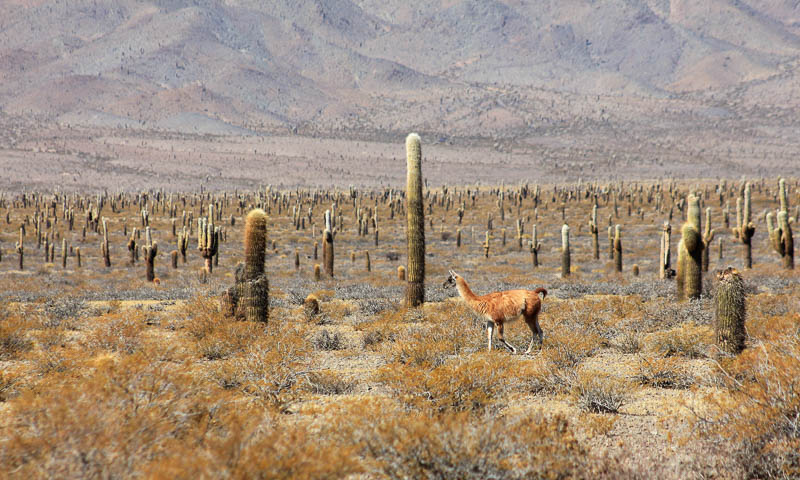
[0,177,799,479]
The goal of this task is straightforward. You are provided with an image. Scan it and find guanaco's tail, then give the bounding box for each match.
[534,287,547,299]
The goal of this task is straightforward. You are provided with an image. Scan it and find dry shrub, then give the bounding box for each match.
[305,370,357,395]
[355,311,405,349]
[207,315,310,410]
[699,330,800,478]
[635,355,693,389]
[0,372,20,401]
[174,296,223,340]
[526,358,577,395]
[348,403,587,479]
[0,319,33,360]
[571,371,630,413]
[378,353,534,413]
[542,327,599,369]
[613,329,642,354]
[30,350,74,377]
[0,354,214,477]
[312,329,344,351]
[647,322,711,358]
[197,321,264,360]
[0,354,358,479]
[579,413,619,437]
[87,311,147,354]
[386,302,484,367]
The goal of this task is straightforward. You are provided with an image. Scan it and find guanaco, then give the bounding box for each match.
[443,270,547,354]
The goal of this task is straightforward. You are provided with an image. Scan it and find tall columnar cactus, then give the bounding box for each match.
[61,238,67,269]
[15,226,23,270]
[405,133,425,307]
[198,205,220,274]
[227,209,269,322]
[101,217,111,267]
[589,203,599,259]
[516,218,524,250]
[659,222,672,280]
[607,225,614,259]
[530,224,541,268]
[701,207,716,272]
[613,224,622,272]
[561,223,570,278]
[322,209,334,278]
[732,182,756,269]
[715,267,746,354]
[483,231,490,258]
[676,194,703,300]
[766,178,794,269]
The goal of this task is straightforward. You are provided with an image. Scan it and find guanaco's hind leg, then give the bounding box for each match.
[496,321,517,354]
[486,321,494,352]
[523,313,544,355]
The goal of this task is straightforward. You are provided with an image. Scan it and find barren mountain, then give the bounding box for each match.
[0,1,798,189]
[0,0,798,134]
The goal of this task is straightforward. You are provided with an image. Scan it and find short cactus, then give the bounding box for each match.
[766,178,794,269]
[715,267,746,354]
[659,222,673,280]
[701,207,716,272]
[323,210,334,278]
[732,182,756,269]
[235,209,269,323]
[142,227,158,282]
[303,294,320,319]
[128,228,137,265]
[676,194,703,300]
[177,227,189,263]
[530,224,541,268]
[198,204,220,274]
[589,203,599,260]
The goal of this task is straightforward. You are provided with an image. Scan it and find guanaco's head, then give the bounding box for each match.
[443,270,459,289]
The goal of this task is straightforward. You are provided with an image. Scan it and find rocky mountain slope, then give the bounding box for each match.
[0,0,798,139]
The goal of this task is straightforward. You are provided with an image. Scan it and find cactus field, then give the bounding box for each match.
[0,164,799,478]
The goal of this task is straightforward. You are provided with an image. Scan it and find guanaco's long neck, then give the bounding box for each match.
[456,277,478,303]
[456,277,489,315]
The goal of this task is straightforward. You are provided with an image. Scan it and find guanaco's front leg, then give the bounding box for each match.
[486,321,494,351]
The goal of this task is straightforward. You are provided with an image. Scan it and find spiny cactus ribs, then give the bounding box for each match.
[715,267,746,354]
[224,209,268,323]
[405,133,425,307]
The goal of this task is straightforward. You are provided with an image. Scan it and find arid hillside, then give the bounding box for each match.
[1,0,799,135]
[0,1,799,189]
